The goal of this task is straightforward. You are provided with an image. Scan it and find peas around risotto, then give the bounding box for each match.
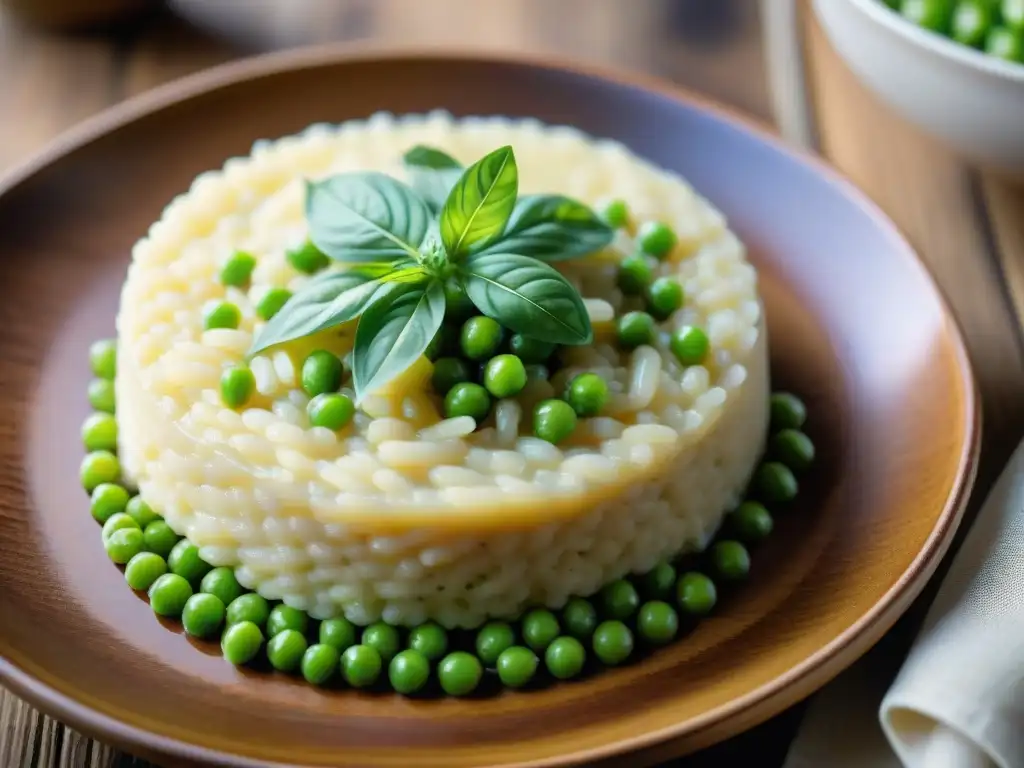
[89,339,117,380]
[476,622,516,666]
[319,617,358,652]
[438,651,483,696]
[637,601,679,645]
[124,552,168,591]
[80,451,120,493]
[201,567,245,606]
[222,621,264,665]
[497,646,539,688]
[389,649,431,695]
[562,598,598,639]
[81,412,118,453]
[88,378,117,413]
[592,620,634,666]
[408,622,448,661]
[267,604,309,638]
[267,629,308,672]
[341,644,383,688]
[182,593,226,639]
[301,643,340,686]
[545,636,586,680]
[361,622,401,663]
[676,572,717,617]
[149,573,193,618]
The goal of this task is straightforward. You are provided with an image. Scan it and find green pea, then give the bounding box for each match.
[89,339,117,380]
[80,450,120,493]
[497,646,539,688]
[143,520,180,559]
[220,365,256,409]
[592,620,634,666]
[88,378,116,413]
[460,316,504,360]
[637,601,679,645]
[105,527,144,565]
[200,567,244,606]
[533,399,577,444]
[101,512,139,542]
[902,0,954,32]
[641,562,677,601]
[444,381,491,421]
[600,579,640,621]
[307,393,355,431]
[952,0,993,45]
[301,350,344,397]
[508,334,555,363]
[1004,0,1024,32]
[301,643,340,686]
[670,325,709,365]
[483,354,527,398]
[431,357,472,396]
[444,278,476,321]
[616,311,657,350]
[646,277,684,320]
[389,649,431,695]
[545,636,586,680]
[286,241,329,274]
[219,250,257,287]
[341,644,383,688]
[319,617,358,651]
[475,622,516,666]
[226,593,271,629]
[361,622,401,663]
[728,501,774,543]
[521,609,560,652]
[566,373,609,417]
[222,621,263,666]
[710,540,751,582]
[124,552,168,591]
[125,496,160,528]
[168,539,212,586]
[81,412,118,453]
[256,287,292,321]
[267,629,308,672]
[437,651,482,696]
[204,301,242,331]
[676,572,717,617]
[182,593,226,639]
[267,604,309,638]
[90,483,130,524]
[598,198,630,229]
[985,24,1024,59]
[755,461,799,504]
[770,429,816,472]
[770,392,807,431]
[616,255,653,295]
[407,622,448,661]
[148,573,193,618]
[637,221,677,259]
[562,597,598,639]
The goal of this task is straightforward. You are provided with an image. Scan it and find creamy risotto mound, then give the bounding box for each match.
[115,112,769,629]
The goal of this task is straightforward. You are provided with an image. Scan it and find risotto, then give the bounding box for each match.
[114,112,769,629]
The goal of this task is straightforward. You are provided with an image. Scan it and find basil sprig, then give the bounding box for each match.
[250,144,614,402]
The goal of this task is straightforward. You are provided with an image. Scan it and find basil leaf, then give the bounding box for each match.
[403,145,461,170]
[479,194,614,261]
[440,145,518,259]
[403,145,464,213]
[306,173,431,263]
[352,279,446,400]
[461,252,592,345]
[249,269,384,355]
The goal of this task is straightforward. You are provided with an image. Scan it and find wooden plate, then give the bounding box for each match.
[0,48,978,767]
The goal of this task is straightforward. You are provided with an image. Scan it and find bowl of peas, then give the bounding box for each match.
[814,0,1024,179]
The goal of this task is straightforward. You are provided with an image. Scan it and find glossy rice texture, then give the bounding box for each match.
[116,112,769,627]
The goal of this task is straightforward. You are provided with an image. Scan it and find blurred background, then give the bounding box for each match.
[0,0,807,174]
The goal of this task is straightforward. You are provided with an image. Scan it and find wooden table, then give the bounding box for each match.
[1,1,1023,766]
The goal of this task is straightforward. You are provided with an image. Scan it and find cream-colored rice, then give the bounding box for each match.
[115,112,769,628]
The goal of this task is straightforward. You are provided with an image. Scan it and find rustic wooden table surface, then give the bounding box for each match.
[2,1,1023,766]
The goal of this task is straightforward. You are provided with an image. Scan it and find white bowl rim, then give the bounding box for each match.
[842,0,1024,83]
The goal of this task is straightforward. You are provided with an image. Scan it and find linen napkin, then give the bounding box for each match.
[784,438,1024,768]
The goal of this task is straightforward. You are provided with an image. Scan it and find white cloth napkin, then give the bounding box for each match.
[783,438,1024,768]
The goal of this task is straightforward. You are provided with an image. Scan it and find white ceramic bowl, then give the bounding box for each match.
[814,0,1024,179]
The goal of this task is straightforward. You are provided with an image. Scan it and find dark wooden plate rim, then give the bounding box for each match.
[0,43,982,768]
